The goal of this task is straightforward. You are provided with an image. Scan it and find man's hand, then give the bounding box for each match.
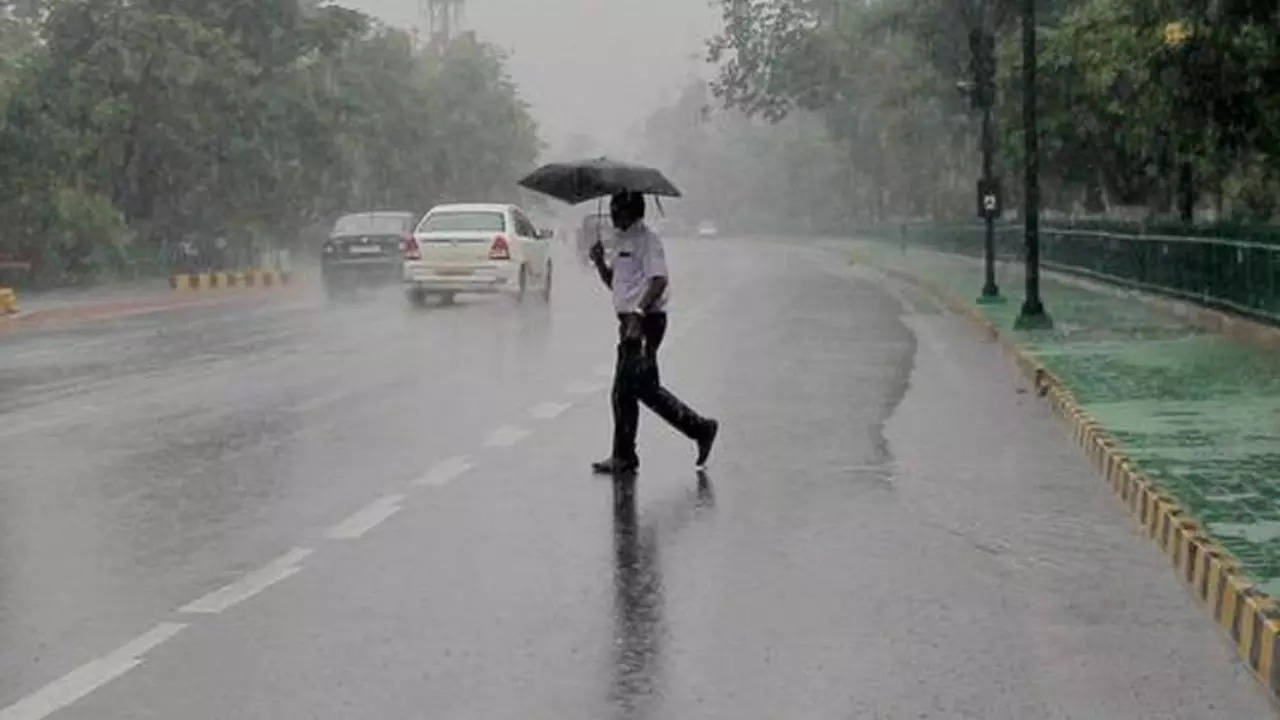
[639,276,667,314]
[620,313,643,341]
[590,241,613,289]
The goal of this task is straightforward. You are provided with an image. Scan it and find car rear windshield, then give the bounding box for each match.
[418,211,506,234]
[331,213,412,237]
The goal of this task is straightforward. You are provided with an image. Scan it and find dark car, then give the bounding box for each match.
[322,211,417,296]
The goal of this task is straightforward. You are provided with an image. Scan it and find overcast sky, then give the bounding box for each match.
[340,0,721,157]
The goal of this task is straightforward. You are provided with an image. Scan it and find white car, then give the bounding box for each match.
[403,203,552,305]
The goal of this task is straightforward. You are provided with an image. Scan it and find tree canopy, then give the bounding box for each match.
[707,0,1280,225]
[0,0,540,284]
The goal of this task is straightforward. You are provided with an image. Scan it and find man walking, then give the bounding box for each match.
[589,191,718,475]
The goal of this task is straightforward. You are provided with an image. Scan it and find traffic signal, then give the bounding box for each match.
[968,29,996,109]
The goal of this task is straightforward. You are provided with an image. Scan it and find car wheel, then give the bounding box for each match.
[440,292,456,305]
[408,287,428,307]
[542,262,552,303]
[514,265,527,303]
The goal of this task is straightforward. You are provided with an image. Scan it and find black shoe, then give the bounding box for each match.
[695,419,719,468]
[592,456,639,475]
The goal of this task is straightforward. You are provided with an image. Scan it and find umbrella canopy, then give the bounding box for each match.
[518,157,681,205]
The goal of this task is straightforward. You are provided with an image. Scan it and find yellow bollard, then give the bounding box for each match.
[0,287,18,315]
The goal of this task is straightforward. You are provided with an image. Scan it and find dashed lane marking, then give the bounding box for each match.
[0,622,187,720]
[179,548,312,614]
[414,456,473,488]
[484,425,531,448]
[565,380,608,395]
[324,494,406,540]
[529,401,572,420]
[287,390,351,415]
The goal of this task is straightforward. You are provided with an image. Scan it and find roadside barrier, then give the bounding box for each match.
[169,269,290,291]
[0,287,18,315]
[881,222,1280,325]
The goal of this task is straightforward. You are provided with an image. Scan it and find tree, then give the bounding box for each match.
[0,0,541,285]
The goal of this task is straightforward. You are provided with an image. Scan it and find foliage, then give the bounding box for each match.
[708,0,1280,226]
[0,0,540,286]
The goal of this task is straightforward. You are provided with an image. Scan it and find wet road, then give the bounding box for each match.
[0,238,1273,718]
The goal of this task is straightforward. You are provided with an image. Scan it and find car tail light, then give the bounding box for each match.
[489,235,511,260]
[403,235,421,260]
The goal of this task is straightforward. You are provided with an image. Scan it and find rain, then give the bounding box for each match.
[2,0,1280,717]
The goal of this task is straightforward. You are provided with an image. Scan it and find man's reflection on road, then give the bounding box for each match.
[607,473,714,719]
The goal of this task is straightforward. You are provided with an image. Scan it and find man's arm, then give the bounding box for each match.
[589,241,613,288]
[638,276,667,314]
[637,231,669,313]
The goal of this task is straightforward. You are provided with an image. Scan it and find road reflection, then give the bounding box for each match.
[608,472,714,719]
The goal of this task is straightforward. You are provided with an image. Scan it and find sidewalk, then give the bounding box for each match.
[854,240,1280,596]
[0,277,304,334]
[14,278,174,314]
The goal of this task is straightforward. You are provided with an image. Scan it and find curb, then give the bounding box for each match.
[169,269,290,291]
[0,284,304,334]
[864,256,1280,701]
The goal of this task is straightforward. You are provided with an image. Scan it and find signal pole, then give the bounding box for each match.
[969,0,1002,304]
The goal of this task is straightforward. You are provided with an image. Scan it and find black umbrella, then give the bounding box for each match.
[518,157,681,205]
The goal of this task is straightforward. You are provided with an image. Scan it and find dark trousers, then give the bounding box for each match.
[612,312,707,463]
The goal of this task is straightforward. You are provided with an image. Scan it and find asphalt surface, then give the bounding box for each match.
[0,237,1274,719]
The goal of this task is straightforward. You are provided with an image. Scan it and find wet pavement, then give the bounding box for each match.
[857,239,1280,597]
[0,238,1274,718]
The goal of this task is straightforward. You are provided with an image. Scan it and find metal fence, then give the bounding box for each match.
[893,223,1280,324]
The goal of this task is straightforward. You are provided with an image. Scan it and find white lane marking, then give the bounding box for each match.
[179,547,312,614]
[287,390,349,415]
[528,401,571,420]
[324,494,405,540]
[565,380,608,395]
[484,425,531,448]
[414,456,473,488]
[0,622,187,720]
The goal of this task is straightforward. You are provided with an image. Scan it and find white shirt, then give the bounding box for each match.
[611,221,669,314]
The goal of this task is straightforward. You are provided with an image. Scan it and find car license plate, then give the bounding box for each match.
[437,267,473,276]
[348,244,382,255]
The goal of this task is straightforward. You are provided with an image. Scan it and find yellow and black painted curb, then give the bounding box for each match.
[0,287,18,315]
[169,269,290,291]
[866,258,1280,701]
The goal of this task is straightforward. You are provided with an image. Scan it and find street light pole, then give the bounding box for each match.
[967,0,1002,304]
[1015,0,1052,329]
